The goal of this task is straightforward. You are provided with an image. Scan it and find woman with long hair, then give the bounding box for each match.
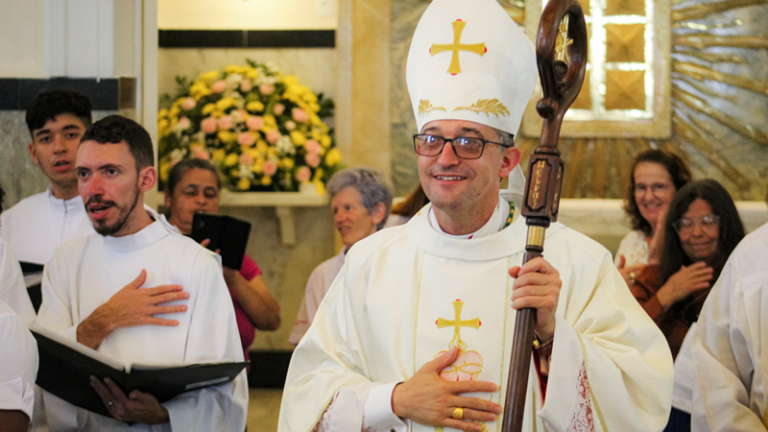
[632,179,745,431]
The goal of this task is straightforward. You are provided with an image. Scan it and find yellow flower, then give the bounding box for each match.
[256,140,268,153]
[311,129,321,141]
[309,102,320,113]
[263,115,277,126]
[216,97,236,112]
[309,114,321,125]
[202,104,216,115]
[290,131,307,145]
[280,158,295,169]
[159,161,170,182]
[218,131,236,144]
[314,181,326,195]
[246,101,264,112]
[211,110,225,119]
[282,75,299,86]
[190,82,211,99]
[267,148,278,158]
[158,109,169,119]
[199,70,219,82]
[246,69,259,79]
[169,105,180,118]
[251,159,265,173]
[261,176,272,186]
[238,178,251,190]
[313,168,324,181]
[320,135,332,148]
[157,119,169,136]
[325,148,342,166]
[212,149,226,162]
[230,169,239,177]
[225,153,239,166]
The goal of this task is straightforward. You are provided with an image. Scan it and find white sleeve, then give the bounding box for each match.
[691,259,767,431]
[162,250,248,432]
[0,238,35,326]
[0,309,39,420]
[362,382,406,432]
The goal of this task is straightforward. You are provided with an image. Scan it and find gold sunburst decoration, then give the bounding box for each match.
[510,0,768,200]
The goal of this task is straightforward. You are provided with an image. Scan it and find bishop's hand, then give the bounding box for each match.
[76,269,190,349]
[392,347,501,432]
[90,376,170,425]
[509,257,561,342]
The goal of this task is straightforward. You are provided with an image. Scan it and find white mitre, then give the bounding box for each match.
[406,0,537,137]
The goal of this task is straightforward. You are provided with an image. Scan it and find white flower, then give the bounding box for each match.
[276,136,296,156]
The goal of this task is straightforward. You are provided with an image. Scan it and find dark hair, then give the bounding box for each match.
[80,115,154,170]
[623,150,692,236]
[659,179,745,285]
[391,183,430,218]
[25,90,92,137]
[167,158,222,195]
[327,167,393,230]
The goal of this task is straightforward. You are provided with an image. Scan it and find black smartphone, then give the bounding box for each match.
[190,213,251,270]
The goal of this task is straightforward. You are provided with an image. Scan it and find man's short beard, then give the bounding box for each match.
[93,189,141,236]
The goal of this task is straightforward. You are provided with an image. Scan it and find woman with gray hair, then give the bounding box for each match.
[288,167,393,345]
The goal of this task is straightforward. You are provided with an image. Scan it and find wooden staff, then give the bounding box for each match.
[501,1,588,431]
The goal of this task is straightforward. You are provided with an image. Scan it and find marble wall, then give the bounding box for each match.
[159,47,338,350]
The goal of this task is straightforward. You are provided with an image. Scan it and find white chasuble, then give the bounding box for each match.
[35,218,248,432]
[279,197,673,432]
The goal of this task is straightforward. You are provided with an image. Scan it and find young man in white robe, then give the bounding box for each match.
[0,186,35,324]
[691,221,768,431]
[0,90,95,266]
[279,0,674,431]
[35,115,248,431]
[0,299,39,432]
[289,167,392,345]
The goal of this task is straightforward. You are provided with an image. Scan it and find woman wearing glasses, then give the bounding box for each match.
[632,179,745,431]
[616,150,692,287]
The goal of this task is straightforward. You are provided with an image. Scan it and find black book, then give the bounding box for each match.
[19,261,44,312]
[31,325,248,419]
[190,213,251,270]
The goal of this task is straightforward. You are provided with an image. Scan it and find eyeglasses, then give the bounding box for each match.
[672,214,720,234]
[634,183,672,195]
[412,134,512,160]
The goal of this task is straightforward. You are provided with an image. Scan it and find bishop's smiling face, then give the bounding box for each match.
[417,120,519,223]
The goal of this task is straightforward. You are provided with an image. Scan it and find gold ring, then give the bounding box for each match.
[452,407,464,420]
[629,271,636,280]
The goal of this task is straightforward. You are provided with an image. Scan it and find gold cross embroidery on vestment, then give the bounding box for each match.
[431,20,486,75]
[436,299,480,350]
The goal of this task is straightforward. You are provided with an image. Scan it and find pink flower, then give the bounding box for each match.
[264,160,278,176]
[246,116,264,131]
[259,84,275,95]
[266,130,281,144]
[305,152,321,168]
[240,152,254,166]
[218,116,234,130]
[181,97,196,111]
[178,117,191,130]
[211,80,227,93]
[292,108,309,123]
[273,104,285,115]
[191,145,210,160]
[296,166,312,183]
[305,139,321,155]
[240,80,253,92]
[201,117,218,134]
[285,120,296,131]
[238,132,256,147]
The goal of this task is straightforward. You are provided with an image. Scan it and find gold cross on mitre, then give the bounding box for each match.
[430,20,487,75]
[555,14,573,63]
[436,299,481,350]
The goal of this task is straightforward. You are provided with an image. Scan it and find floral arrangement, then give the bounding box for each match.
[157,60,341,192]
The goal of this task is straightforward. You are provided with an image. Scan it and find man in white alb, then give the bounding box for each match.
[288,167,392,345]
[279,1,674,431]
[0,298,39,432]
[0,186,35,324]
[35,115,247,431]
[691,220,768,431]
[0,90,95,266]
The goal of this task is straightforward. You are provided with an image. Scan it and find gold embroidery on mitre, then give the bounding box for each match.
[430,20,486,75]
[418,99,447,116]
[454,98,511,117]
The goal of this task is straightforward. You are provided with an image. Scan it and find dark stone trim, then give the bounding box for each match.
[0,77,135,111]
[246,350,293,388]
[159,30,335,49]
